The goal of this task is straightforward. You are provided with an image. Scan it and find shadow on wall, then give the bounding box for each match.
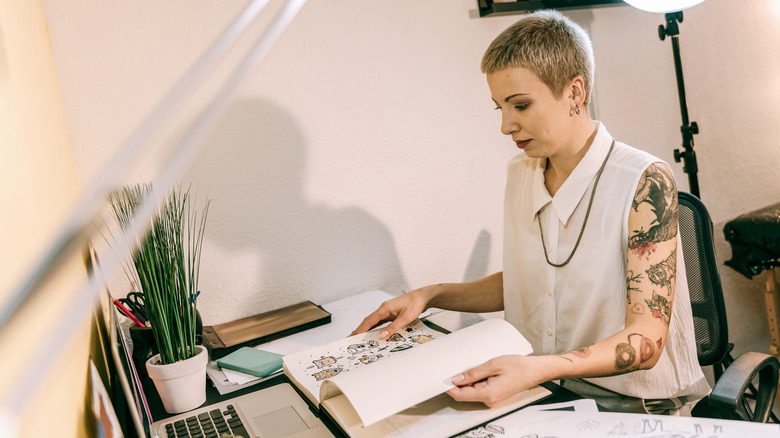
[463,229,491,283]
[183,99,408,321]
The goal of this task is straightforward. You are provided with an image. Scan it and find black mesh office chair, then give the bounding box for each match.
[678,191,780,422]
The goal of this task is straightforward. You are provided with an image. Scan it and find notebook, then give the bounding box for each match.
[217,347,284,378]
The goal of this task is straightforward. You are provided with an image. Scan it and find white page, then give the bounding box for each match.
[283,319,437,406]
[321,318,532,427]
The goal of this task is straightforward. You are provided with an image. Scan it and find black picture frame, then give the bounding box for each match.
[478,0,625,17]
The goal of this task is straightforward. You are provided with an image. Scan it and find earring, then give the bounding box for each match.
[575,105,581,115]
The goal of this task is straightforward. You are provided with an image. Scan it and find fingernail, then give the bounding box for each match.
[379,330,388,339]
[452,374,464,383]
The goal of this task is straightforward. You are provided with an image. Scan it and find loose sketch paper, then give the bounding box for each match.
[454,409,780,438]
[320,318,534,426]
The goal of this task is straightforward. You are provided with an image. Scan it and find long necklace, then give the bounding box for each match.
[538,138,615,268]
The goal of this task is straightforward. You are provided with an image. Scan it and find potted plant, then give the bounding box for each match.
[108,183,211,413]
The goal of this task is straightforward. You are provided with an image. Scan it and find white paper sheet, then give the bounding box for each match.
[454,409,780,438]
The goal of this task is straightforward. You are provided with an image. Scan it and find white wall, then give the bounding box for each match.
[42,0,780,359]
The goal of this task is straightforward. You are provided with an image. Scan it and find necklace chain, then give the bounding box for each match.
[538,138,615,268]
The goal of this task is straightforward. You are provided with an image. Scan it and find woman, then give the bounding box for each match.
[352,10,709,414]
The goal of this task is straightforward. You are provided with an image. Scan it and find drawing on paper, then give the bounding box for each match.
[357,354,382,365]
[347,340,379,355]
[312,356,337,369]
[576,418,600,432]
[287,319,439,392]
[457,424,505,438]
[411,334,435,344]
[390,344,413,352]
[312,367,343,381]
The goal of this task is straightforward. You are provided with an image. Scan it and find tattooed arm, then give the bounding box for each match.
[447,163,679,407]
[620,162,678,367]
[553,163,678,373]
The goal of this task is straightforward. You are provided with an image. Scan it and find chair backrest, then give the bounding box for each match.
[677,191,730,367]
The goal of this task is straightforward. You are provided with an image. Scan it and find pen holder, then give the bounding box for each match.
[129,324,156,380]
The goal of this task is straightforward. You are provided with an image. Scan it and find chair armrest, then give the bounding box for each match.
[710,351,780,422]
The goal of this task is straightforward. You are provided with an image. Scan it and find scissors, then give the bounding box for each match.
[118,291,148,324]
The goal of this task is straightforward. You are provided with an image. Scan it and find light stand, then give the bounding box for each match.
[658,11,700,198]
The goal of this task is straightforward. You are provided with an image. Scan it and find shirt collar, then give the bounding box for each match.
[532,121,613,225]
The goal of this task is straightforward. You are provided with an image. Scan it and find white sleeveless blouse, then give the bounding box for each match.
[503,122,710,400]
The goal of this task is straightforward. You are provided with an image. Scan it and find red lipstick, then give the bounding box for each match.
[515,139,531,149]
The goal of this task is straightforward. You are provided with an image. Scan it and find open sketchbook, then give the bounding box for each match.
[283,318,551,438]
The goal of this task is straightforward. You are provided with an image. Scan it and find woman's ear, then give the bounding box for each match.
[569,76,586,106]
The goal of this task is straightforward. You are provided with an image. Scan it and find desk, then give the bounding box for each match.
[144,372,586,437]
[141,372,780,438]
[120,295,778,437]
[138,308,586,435]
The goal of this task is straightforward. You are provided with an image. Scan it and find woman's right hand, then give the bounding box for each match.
[350,285,438,339]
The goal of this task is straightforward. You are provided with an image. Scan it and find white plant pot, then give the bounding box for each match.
[146,345,208,414]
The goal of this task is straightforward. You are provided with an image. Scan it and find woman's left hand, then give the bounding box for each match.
[446,355,548,407]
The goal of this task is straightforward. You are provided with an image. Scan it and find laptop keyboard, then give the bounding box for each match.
[162,404,249,438]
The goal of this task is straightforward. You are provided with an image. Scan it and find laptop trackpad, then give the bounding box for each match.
[253,406,310,438]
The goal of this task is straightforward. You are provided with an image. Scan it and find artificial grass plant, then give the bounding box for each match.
[108,183,210,364]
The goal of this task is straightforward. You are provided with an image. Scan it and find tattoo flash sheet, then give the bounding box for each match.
[309,319,546,436]
[283,319,439,404]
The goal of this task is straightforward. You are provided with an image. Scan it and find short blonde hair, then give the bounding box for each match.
[481,10,595,105]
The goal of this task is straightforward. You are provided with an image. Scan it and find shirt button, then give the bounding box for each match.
[547,289,553,297]
[547,329,552,336]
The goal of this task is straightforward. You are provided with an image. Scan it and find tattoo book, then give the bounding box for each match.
[282,318,551,438]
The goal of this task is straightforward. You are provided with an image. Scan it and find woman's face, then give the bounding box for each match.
[486,67,574,159]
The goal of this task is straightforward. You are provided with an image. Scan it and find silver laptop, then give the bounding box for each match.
[147,383,330,438]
